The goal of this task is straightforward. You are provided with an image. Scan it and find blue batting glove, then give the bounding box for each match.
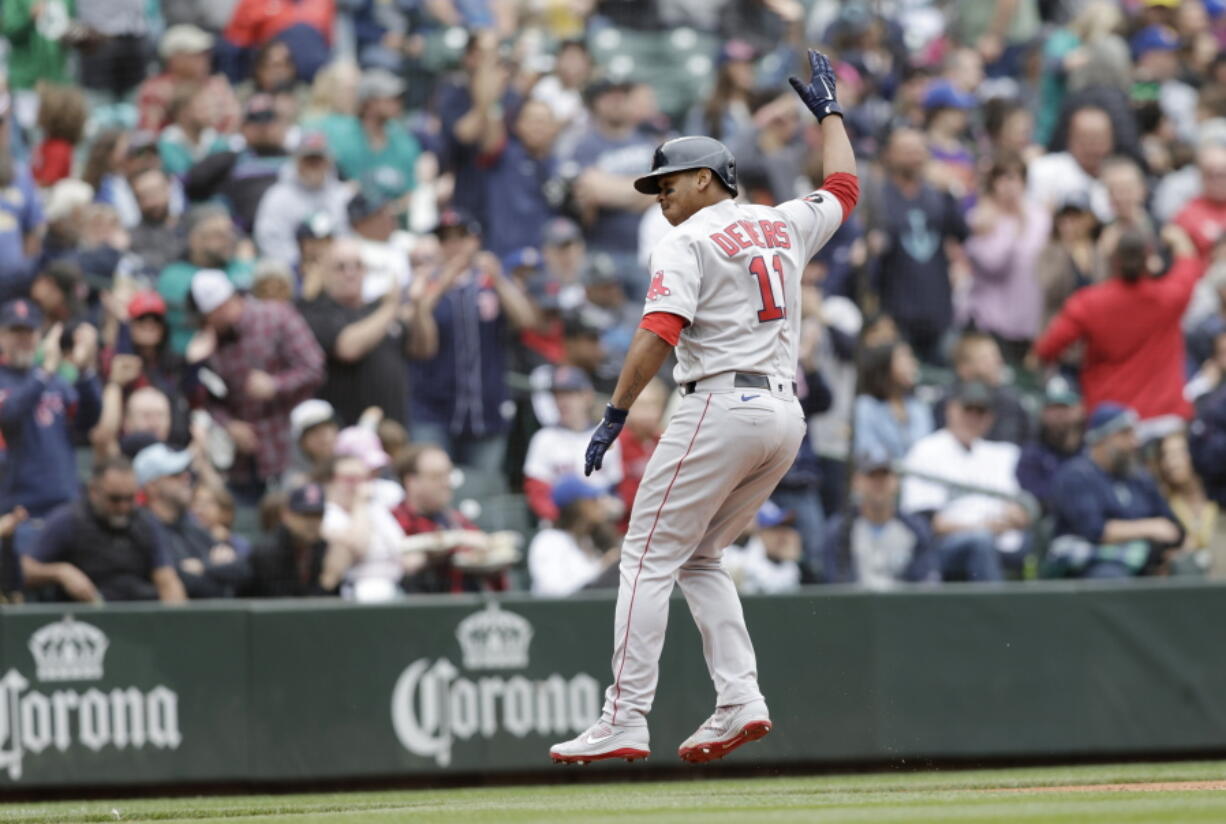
[585,404,627,476]
[788,49,843,123]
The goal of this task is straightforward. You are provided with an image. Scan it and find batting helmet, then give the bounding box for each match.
[633,136,738,197]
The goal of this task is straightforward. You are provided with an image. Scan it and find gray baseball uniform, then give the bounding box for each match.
[602,190,846,727]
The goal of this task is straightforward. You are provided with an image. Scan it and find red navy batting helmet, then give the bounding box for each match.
[634,136,738,197]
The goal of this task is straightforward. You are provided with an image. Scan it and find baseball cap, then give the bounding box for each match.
[133,443,193,486]
[1056,190,1093,215]
[1085,402,1139,445]
[756,500,796,529]
[290,399,337,442]
[358,69,407,103]
[582,253,619,286]
[551,475,602,509]
[347,190,391,225]
[551,364,593,393]
[296,211,337,241]
[543,217,582,247]
[502,246,542,273]
[243,93,279,124]
[119,431,161,461]
[434,208,482,237]
[334,426,390,471]
[128,291,167,320]
[922,79,977,111]
[584,77,634,105]
[952,380,996,410]
[1043,375,1081,407]
[296,131,331,158]
[855,448,895,475]
[526,274,563,311]
[190,269,236,315]
[563,311,602,339]
[287,482,326,516]
[0,299,42,330]
[44,179,94,223]
[159,24,214,59]
[1131,25,1180,59]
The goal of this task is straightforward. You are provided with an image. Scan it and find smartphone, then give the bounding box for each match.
[115,323,134,355]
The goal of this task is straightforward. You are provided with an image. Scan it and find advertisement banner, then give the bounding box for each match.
[0,605,248,786]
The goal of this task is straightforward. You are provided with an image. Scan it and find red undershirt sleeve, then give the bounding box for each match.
[820,172,860,223]
[639,312,686,346]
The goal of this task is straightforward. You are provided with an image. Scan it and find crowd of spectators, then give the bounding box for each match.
[4,0,1226,603]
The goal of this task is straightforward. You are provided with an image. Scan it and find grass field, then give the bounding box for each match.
[5,760,1226,823]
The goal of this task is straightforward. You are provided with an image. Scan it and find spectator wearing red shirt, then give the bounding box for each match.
[391,444,509,594]
[1173,143,1226,259]
[224,0,334,81]
[32,85,87,187]
[616,377,667,530]
[1035,227,1205,421]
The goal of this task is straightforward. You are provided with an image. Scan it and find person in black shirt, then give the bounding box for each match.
[298,235,409,425]
[246,483,332,597]
[20,456,186,602]
[866,127,969,363]
[183,94,290,233]
[136,443,251,598]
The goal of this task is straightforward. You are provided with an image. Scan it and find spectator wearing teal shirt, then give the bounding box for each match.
[309,69,419,200]
[157,206,253,354]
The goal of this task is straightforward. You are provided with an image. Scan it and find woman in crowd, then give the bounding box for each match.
[1150,430,1226,577]
[963,153,1051,362]
[853,340,933,461]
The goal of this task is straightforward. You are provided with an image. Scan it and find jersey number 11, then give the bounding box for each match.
[748,254,786,323]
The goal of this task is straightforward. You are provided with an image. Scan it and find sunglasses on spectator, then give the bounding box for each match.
[104,492,136,504]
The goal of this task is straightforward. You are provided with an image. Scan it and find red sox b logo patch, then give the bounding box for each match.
[646,271,671,301]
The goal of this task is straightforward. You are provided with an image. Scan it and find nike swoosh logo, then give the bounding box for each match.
[584,730,615,745]
[741,394,761,402]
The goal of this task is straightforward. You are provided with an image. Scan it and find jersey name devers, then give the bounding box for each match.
[708,219,792,258]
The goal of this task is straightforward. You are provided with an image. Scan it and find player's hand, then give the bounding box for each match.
[788,49,843,123]
[585,404,627,476]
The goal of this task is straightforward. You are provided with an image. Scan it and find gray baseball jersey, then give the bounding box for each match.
[642,193,845,383]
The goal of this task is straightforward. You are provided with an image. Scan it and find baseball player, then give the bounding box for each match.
[550,50,859,765]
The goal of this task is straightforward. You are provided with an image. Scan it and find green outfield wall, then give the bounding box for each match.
[2,581,1225,788]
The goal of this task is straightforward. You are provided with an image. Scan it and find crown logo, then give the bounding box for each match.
[455,603,533,670]
[28,615,109,682]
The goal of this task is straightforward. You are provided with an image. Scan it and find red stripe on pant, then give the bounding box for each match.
[610,394,713,725]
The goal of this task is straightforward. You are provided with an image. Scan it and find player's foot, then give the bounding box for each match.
[550,721,650,765]
[677,699,772,764]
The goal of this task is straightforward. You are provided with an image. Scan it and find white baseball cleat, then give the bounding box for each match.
[550,721,650,765]
[677,700,772,764]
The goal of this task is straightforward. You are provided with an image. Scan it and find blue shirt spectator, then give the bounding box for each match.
[435,33,522,228]
[1016,378,1084,511]
[0,300,102,520]
[406,213,537,472]
[0,157,45,302]
[853,341,933,461]
[1049,404,1183,578]
[559,79,655,261]
[478,99,562,257]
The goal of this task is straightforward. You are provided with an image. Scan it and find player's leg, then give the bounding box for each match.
[676,396,805,763]
[601,392,763,726]
[551,393,755,763]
